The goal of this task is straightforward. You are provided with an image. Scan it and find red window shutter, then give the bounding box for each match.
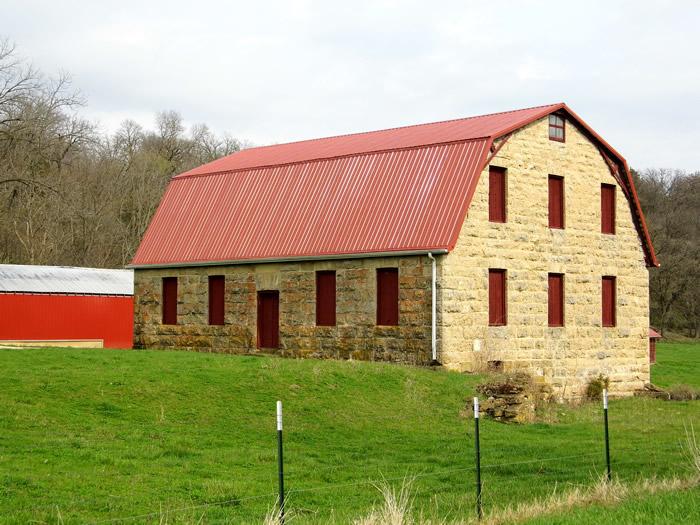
[488,269,507,326]
[548,176,564,229]
[377,268,399,326]
[162,277,177,325]
[316,271,336,326]
[208,275,225,325]
[548,273,564,327]
[489,166,506,223]
[257,291,280,348]
[602,276,616,327]
[601,184,616,234]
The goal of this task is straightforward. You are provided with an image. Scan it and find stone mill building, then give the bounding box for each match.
[130,103,658,397]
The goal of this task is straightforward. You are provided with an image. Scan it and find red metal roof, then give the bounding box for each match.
[131,103,658,268]
[180,104,557,176]
[649,328,662,339]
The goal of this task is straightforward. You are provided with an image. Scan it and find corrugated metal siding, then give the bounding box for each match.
[0,293,133,348]
[132,139,491,266]
[0,264,133,295]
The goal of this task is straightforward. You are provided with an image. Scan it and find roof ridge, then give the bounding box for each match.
[235,102,562,154]
[175,136,491,180]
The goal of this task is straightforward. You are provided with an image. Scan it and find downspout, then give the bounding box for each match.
[427,252,438,364]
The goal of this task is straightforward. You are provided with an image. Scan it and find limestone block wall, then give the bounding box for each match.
[439,117,650,397]
[134,256,433,364]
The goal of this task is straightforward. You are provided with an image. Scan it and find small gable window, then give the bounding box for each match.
[549,115,565,142]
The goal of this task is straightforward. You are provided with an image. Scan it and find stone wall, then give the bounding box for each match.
[134,256,433,364]
[439,117,650,397]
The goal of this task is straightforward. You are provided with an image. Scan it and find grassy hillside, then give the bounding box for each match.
[0,343,698,524]
[651,341,700,388]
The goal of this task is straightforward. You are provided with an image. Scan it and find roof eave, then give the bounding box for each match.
[128,248,450,270]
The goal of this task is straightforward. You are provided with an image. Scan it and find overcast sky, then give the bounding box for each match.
[4,0,699,170]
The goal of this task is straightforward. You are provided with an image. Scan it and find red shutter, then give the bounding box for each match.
[601,184,616,234]
[548,176,564,229]
[257,291,280,348]
[316,271,336,326]
[488,269,507,326]
[602,276,616,327]
[489,166,506,223]
[162,277,177,325]
[377,268,399,326]
[548,273,564,327]
[208,275,225,325]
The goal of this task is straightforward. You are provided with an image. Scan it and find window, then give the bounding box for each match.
[548,273,564,327]
[488,269,507,326]
[257,291,280,348]
[377,268,399,326]
[602,276,616,327]
[549,114,565,142]
[601,184,616,234]
[208,275,225,325]
[489,166,506,222]
[162,277,177,325]
[548,175,565,229]
[316,270,336,326]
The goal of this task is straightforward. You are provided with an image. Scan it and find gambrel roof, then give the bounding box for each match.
[131,103,657,268]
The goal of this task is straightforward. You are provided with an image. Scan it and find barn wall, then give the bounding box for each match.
[0,293,134,348]
[439,116,650,397]
[133,255,433,364]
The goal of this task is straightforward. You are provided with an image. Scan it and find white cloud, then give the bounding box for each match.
[3,0,699,170]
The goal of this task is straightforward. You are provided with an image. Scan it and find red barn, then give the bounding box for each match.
[0,265,133,349]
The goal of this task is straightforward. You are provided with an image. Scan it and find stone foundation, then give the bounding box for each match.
[134,256,433,365]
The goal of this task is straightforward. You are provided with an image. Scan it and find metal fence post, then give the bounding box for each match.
[603,389,611,482]
[277,400,285,524]
[474,397,483,520]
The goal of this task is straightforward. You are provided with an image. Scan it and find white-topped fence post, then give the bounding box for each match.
[603,389,611,481]
[276,400,285,524]
[474,397,483,520]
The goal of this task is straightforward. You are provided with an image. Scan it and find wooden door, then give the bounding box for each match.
[257,291,279,349]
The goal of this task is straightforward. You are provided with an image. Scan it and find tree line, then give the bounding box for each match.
[1,39,697,336]
[633,169,699,337]
[0,38,240,268]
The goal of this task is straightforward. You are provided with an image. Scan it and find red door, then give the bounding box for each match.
[257,291,279,349]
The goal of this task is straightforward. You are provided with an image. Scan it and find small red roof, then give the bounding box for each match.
[649,328,662,339]
[131,103,657,268]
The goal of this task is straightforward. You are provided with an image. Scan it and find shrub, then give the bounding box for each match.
[585,374,610,401]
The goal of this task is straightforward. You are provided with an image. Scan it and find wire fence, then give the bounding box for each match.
[4,395,697,524]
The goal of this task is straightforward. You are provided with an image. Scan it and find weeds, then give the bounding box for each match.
[685,423,700,475]
[354,478,415,525]
[585,374,609,401]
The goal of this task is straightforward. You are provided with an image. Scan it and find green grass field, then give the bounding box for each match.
[0,342,698,524]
